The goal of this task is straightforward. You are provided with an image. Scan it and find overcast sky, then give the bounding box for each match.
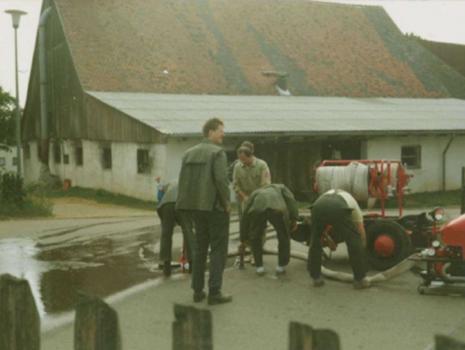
[1,0,465,106]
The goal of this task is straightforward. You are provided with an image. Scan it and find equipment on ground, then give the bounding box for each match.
[411,212,465,294]
[297,159,452,272]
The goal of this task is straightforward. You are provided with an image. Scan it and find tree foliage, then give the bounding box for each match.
[0,87,15,146]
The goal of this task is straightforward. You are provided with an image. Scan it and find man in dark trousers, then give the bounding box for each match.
[308,189,370,289]
[157,181,194,277]
[241,184,299,276]
[176,118,232,305]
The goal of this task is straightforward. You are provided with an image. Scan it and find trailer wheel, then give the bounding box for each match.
[366,220,411,271]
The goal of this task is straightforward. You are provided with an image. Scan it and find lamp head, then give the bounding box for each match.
[5,9,27,29]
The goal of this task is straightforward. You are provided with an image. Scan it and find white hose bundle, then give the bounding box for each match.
[262,248,415,283]
[316,162,369,200]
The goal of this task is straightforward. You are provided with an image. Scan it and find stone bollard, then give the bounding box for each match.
[172,304,213,350]
[289,321,340,350]
[74,293,121,350]
[0,273,40,350]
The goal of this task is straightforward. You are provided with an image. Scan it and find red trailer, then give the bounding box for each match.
[303,160,436,270]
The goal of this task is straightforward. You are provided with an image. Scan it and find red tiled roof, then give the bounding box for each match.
[53,0,465,97]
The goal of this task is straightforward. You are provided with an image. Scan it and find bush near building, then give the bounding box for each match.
[0,173,52,218]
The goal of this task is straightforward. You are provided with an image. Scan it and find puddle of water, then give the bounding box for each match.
[0,224,188,317]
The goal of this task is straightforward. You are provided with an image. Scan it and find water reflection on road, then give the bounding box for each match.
[0,219,172,317]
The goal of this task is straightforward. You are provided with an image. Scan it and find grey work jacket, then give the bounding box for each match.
[241,184,299,237]
[176,139,230,212]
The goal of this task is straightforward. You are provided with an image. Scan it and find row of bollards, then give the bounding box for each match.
[1,273,464,349]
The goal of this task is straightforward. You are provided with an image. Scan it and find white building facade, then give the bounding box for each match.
[0,145,18,174]
[23,95,465,201]
[23,134,465,201]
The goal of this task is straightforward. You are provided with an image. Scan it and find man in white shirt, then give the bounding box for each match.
[308,189,370,289]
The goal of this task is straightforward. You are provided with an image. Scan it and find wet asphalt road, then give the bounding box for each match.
[1,208,465,349]
[0,216,165,316]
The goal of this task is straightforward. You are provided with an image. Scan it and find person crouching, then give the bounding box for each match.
[241,184,299,276]
[157,181,194,277]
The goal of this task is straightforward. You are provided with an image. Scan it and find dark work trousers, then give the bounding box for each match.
[249,209,290,268]
[308,196,367,281]
[157,203,194,263]
[190,210,230,295]
[237,197,245,242]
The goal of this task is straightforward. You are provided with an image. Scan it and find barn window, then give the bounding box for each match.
[53,143,61,163]
[75,143,83,166]
[401,145,421,169]
[102,146,112,169]
[137,149,150,174]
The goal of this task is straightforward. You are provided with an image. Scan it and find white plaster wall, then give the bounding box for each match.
[163,138,199,183]
[23,138,195,200]
[46,140,173,201]
[366,135,465,192]
[444,137,465,190]
[0,146,17,174]
[23,141,41,183]
[22,135,464,199]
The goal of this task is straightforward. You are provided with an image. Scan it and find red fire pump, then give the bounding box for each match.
[413,213,465,294]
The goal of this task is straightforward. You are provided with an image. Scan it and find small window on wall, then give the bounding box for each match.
[12,157,17,166]
[137,149,150,174]
[63,154,70,164]
[102,146,112,169]
[401,145,421,169]
[54,143,61,163]
[75,145,83,166]
[0,157,5,167]
[24,144,31,159]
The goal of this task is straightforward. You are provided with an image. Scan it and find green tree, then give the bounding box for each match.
[0,87,15,147]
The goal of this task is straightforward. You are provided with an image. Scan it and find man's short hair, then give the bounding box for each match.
[240,141,254,154]
[237,146,253,157]
[202,118,224,137]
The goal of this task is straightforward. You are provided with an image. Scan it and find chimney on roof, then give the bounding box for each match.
[262,71,291,96]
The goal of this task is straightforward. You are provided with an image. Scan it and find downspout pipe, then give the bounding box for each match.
[442,135,455,191]
[39,7,52,163]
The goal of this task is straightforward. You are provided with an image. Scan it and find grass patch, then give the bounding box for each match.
[0,175,53,220]
[384,190,462,209]
[44,187,464,214]
[0,195,53,219]
[48,186,157,211]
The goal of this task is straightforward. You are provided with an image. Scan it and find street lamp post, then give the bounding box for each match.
[5,9,27,177]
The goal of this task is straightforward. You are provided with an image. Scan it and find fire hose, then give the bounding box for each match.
[227,246,415,284]
[228,215,415,284]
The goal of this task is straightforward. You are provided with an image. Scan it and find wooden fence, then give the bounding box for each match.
[0,273,464,349]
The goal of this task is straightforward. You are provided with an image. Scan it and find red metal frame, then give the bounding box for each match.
[314,160,411,217]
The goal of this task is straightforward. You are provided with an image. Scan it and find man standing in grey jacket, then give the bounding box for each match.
[176,118,232,305]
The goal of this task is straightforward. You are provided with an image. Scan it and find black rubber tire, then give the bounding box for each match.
[366,220,412,271]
